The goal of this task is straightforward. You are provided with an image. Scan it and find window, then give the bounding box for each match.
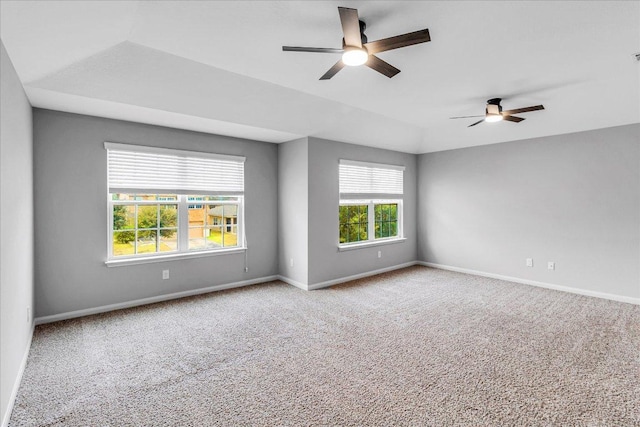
[339,160,404,247]
[106,143,245,261]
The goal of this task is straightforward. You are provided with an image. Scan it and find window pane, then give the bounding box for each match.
[381,204,390,221]
[188,227,206,250]
[346,224,356,242]
[137,230,157,254]
[206,204,222,226]
[358,205,368,242]
[224,205,238,234]
[160,205,177,228]
[358,223,368,241]
[339,223,349,244]
[350,206,359,223]
[205,196,238,202]
[160,229,178,252]
[113,231,135,256]
[224,230,238,247]
[389,221,398,237]
[112,193,134,201]
[339,205,349,223]
[206,225,224,248]
[374,204,382,221]
[113,205,135,230]
[188,205,206,227]
[389,204,397,221]
[347,205,357,219]
[133,194,158,201]
[137,205,158,229]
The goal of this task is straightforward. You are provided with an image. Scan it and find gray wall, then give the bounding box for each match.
[33,109,278,317]
[418,124,640,299]
[1,41,34,423]
[307,137,418,286]
[277,138,309,285]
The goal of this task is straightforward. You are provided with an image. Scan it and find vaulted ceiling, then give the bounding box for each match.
[1,1,638,153]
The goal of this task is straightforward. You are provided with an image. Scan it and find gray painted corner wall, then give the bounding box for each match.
[307,137,418,286]
[32,109,278,317]
[277,138,309,285]
[418,124,640,299]
[1,41,34,424]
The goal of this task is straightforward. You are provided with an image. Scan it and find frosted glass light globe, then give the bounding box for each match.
[342,48,368,66]
[485,114,503,123]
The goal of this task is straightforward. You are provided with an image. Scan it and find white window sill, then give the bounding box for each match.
[105,247,246,267]
[338,237,406,252]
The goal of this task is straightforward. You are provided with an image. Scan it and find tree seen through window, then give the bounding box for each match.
[339,205,368,243]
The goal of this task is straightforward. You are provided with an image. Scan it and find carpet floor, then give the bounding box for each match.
[9,266,640,426]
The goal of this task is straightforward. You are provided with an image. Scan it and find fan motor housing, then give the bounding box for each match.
[486,98,503,115]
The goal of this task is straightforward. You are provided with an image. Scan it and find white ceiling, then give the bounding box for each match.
[1,1,638,153]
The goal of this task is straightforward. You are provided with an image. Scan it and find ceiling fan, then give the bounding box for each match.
[451,98,545,127]
[282,6,430,80]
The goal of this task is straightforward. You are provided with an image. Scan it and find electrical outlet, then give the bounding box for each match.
[290,258,294,267]
[162,270,170,280]
[548,262,555,270]
[377,250,382,259]
[526,258,533,267]
[244,267,249,272]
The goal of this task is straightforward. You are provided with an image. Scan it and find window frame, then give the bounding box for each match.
[105,142,246,266]
[106,194,245,266]
[338,159,405,251]
[338,198,404,250]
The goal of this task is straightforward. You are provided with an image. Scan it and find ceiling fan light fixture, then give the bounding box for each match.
[342,47,368,66]
[485,114,503,123]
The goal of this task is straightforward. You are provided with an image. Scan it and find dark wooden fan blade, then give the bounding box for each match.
[502,105,544,115]
[364,29,431,54]
[503,115,525,123]
[365,55,400,78]
[320,60,346,80]
[468,120,484,127]
[450,115,484,119]
[338,7,362,47]
[282,46,344,54]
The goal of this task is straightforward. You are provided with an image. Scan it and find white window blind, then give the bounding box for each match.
[105,142,245,194]
[339,159,404,198]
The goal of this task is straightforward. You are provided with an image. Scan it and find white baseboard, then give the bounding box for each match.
[419,262,640,305]
[277,275,309,291]
[34,275,279,325]
[2,322,35,427]
[307,261,419,290]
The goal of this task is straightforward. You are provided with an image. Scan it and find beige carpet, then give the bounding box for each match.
[9,266,640,426]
